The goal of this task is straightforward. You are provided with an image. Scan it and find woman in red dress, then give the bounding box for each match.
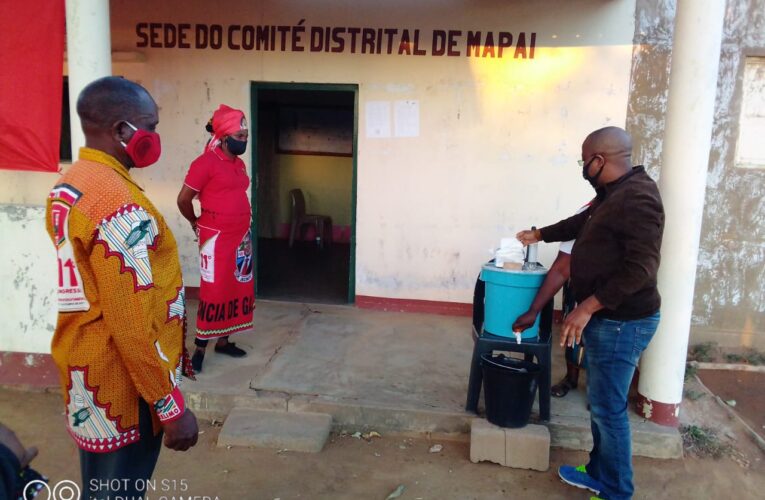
[177,105,254,373]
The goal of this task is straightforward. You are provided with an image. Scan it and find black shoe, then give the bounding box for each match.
[191,350,204,373]
[214,342,247,358]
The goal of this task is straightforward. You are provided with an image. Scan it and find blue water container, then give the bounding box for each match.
[480,264,547,339]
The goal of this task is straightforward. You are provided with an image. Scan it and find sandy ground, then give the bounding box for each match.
[2,388,764,500]
[697,370,765,432]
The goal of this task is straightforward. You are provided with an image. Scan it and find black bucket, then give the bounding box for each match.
[481,353,540,428]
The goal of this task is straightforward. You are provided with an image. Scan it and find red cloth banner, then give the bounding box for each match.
[0,1,65,172]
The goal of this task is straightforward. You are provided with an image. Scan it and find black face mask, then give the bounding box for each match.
[226,137,247,156]
[582,156,605,189]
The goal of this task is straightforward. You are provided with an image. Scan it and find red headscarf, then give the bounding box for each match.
[206,104,247,152]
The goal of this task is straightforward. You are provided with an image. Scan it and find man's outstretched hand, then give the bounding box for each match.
[516,229,541,247]
[162,409,199,451]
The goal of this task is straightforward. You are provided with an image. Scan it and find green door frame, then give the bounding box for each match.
[249,81,359,304]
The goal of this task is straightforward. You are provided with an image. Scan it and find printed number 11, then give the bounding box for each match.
[58,258,78,287]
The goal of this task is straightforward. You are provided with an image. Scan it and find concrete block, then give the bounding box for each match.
[470,418,506,465]
[217,408,332,453]
[505,424,550,471]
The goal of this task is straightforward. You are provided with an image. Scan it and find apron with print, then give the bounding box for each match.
[196,211,254,339]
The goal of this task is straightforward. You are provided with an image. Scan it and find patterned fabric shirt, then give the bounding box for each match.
[46,148,190,453]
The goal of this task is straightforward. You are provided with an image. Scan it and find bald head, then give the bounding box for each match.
[584,127,633,166]
[580,126,634,187]
[75,77,159,168]
[76,77,155,130]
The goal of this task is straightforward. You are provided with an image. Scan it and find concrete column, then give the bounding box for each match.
[66,0,112,157]
[636,0,726,426]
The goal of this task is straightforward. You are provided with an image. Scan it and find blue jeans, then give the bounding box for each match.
[584,312,660,500]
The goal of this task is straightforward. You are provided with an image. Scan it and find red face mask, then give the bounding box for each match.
[120,121,161,168]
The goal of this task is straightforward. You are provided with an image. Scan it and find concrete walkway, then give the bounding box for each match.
[184,300,681,458]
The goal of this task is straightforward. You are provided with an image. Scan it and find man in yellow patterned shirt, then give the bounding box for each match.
[46,77,198,499]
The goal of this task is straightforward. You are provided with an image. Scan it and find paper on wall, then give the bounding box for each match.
[366,101,391,138]
[394,100,419,138]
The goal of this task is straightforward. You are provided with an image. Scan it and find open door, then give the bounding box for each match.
[251,83,357,304]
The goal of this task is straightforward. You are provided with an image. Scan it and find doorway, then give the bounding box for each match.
[251,83,357,304]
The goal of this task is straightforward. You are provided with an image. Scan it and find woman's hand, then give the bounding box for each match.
[512,309,538,333]
[177,185,200,241]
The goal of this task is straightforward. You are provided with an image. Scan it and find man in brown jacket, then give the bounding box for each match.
[518,127,664,500]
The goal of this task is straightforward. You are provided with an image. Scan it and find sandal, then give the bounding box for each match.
[551,377,577,398]
[214,342,247,358]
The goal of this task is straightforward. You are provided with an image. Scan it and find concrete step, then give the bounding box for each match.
[217,408,333,453]
[548,413,684,459]
[189,389,683,459]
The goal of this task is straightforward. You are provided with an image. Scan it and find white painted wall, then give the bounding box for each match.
[110,0,635,300]
[0,206,57,354]
[0,0,636,354]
